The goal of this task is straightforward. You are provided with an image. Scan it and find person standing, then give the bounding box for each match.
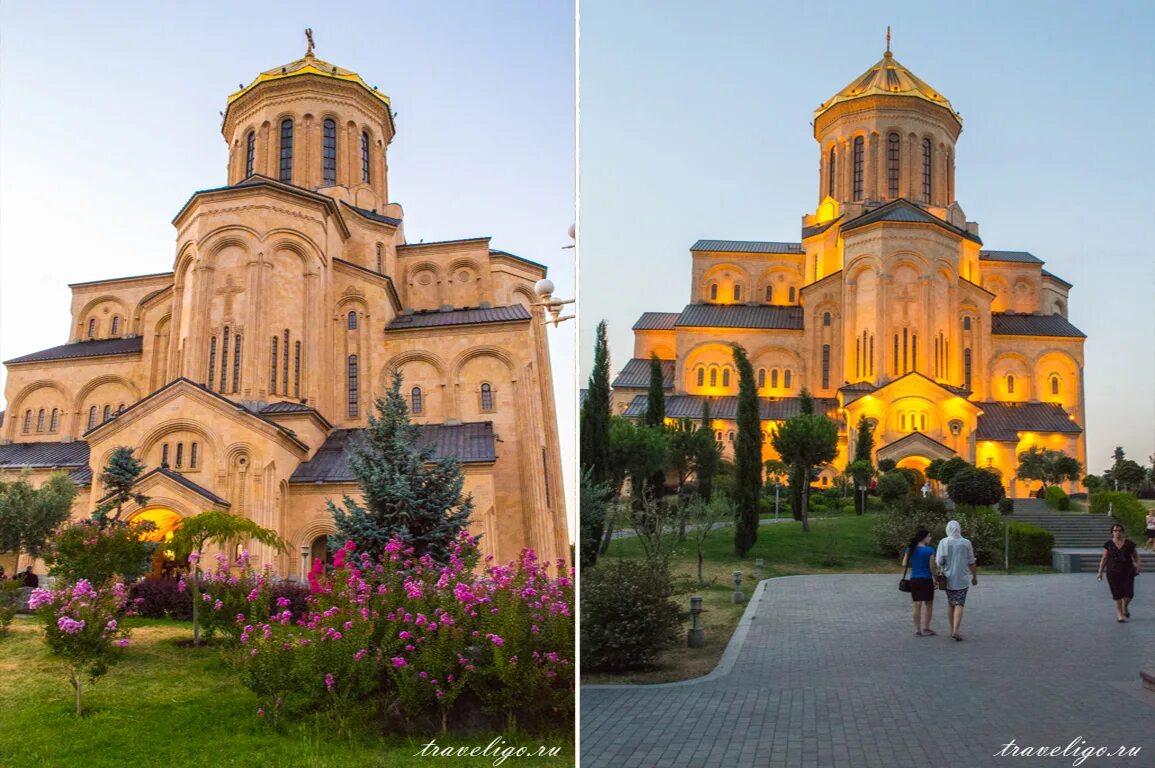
[1144,510,1155,552]
[936,520,977,641]
[901,528,937,636]
[20,566,38,589]
[1097,523,1141,621]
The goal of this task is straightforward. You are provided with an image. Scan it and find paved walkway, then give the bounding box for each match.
[582,574,1154,767]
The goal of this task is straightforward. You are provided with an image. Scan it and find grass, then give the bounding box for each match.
[0,617,574,768]
[585,513,1052,685]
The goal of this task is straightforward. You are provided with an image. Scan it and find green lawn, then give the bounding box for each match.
[0,617,574,768]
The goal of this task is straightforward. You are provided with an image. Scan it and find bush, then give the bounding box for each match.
[998,498,1015,516]
[865,495,883,513]
[130,578,193,620]
[878,459,898,473]
[877,472,911,505]
[947,467,1005,507]
[1044,485,1070,511]
[581,559,683,672]
[874,498,1002,565]
[44,519,156,586]
[1007,522,1054,565]
[0,580,22,635]
[1089,492,1147,538]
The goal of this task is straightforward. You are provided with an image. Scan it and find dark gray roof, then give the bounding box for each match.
[144,467,230,506]
[882,431,957,455]
[487,249,549,271]
[632,312,680,331]
[1041,269,1072,288]
[691,239,803,255]
[802,217,842,239]
[975,402,1082,442]
[612,358,676,389]
[839,373,969,405]
[386,305,530,331]
[991,313,1085,338]
[261,401,315,414]
[68,272,173,288]
[623,394,839,421]
[979,250,1042,264]
[675,304,804,330]
[290,422,497,483]
[842,199,982,244]
[68,467,93,486]
[139,285,173,305]
[341,202,402,227]
[4,336,144,365]
[0,440,90,468]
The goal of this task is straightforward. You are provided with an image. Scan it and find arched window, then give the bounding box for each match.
[219,326,230,393]
[1050,374,1060,396]
[189,443,199,469]
[208,336,217,390]
[376,243,383,273]
[293,341,302,398]
[110,316,120,336]
[244,130,255,177]
[709,367,718,387]
[347,311,358,330]
[282,329,290,394]
[828,145,836,197]
[175,443,184,469]
[852,136,864,201]
[49,408,60,433]
[87,406,97,431]
[733,284,741,302]
[480,383,494,412]
[361,131,371,183]
[765,285,773,303]
[709,283,718,301]
[963,316,972,331]
[269,336,278,394]
[347,355,359,417]
[900,413,907,431]
[697,367,705,387]
[322,118,337,186]
[920,413,927,432]
[279,118,294,183]
[822,311,831,327]
[757,368,765,388]
[964,348,972,390]
[715,431,722,441]
[728,431,735,443]
[87,318,97,339]
[771,369,779,388]
[822,344,831,388]
[233,333,242,393]
[887,132,901,198]
[788,286,796,302]
[21,410,32,433]
[946,148,953,202]
[161,444,169,467]
[922,138,933,203]
[722,368,731,387]
[784,369,793,389]
[117,403,125,413]
[102,404,111,422]
[411,387,423,415]
[1007,374,1015,393]
[35,409,45,432]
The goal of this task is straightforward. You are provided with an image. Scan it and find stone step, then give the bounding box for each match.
[1052,548,1155,573]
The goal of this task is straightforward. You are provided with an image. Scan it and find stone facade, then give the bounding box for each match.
[614,48,1086,497]
[1,45,567,577]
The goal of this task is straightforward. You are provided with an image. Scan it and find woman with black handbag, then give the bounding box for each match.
[1097,523,1141,622]
[900,528,937,636]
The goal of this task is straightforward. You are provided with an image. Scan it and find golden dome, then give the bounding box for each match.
[815,51,959,124]
[227,49,390,108]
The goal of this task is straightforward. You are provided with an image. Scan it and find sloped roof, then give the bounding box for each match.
[386,305,530,331]
[675,304,804,330]
[841,199,982,244]
[979,250,1041,264]
[632,312,680,331]
[289,423,496,483]
[881,430,957,456]
[802,216,843,239]
[1041,270,1073,288]
[816,51,959,125]
[0,441,90,469]
[990,313,1085,338]
[130,467,231,507]
[227,50,390,109]
[691,240,803,255]
[260,401,315,414]
[612,358,676,389]
[4,336,144,365]
[341,202,402,227]
[975,402,1082,442]
[622,394,839,421]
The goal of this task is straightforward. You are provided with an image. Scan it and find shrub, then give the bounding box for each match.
[1007,522,1054,565]
[196,551,276,644]
[1089,492,1147,538]
[877,472,911,505]
[0,580,22,635]
[1044,485,1070,511]
[44,519,156,587]
[947,467,1005,507]
[581,559,683,672]
[873,498,1002,565]
[878,459,898,473]
[865,496,883,513]
[898,467,926,493]
[130,578,193,620]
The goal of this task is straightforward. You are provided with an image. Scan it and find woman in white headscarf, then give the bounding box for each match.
[935,520,977,641]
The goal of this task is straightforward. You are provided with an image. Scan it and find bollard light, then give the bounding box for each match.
[299,544,310,583]
[687,595,705,648]
[732,570,745,604]
[755,558,764,581]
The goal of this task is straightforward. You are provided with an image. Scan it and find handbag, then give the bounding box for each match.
[898,558,911,592]
[935,572,948,590]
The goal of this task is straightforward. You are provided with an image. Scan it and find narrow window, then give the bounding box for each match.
[175,443,184,469]
[87,407,97,431]
[697,367,705,387]
[788,286,796,302]
[161,443,169,467]
[117,403,125,413]
[232,333,242,393]
[542,448,552,509]
[757,368,765,388]
[869,335,875,375]
[347,355,359,418]
[376,243,383,273]
[813,254,819,279]
[111,316,120,336]
[411,386,423,415]
[856,338,861,377]
[1050,375,1060,396]
[1007,374,1015,394]
[765,285,773,303]
[709,283,718,301]
[348,311,358,330]
[219,327,230,392]
[481,383,494,411]
[190,442,199,469]
[852,136,864,201]
[902,328,909,372]
[822,345,831,388]
[963,316,973,331]
[722,368,731,387]
[244,130,255,177]
[293,341,301,398]
[36,409,45,432]
[944,341,948,378]
[269,336,278,394]
[920,413,927,431]
[102,404,111,422]
[282,330,290,394]
[946,148,953,201]
[911,334,917,372]
[208,336,217,389]
[709,368,718,387]
[49,408,60,432]
[279,119,294,183]
[828,145,836,197]
[322,118,337,186]
[922,138,932,203]
[893,334,899,373]
[964,348,972,390]
[887,132,901,198]
[900,413,907,431]
[87,318,97,339]
[733,284,741,302]
[784,369,793,389]
[771,369,779,388]
[361,131,371,183]
[823,312,831,327]
[22,410,32,433]
[728,431,735,443]
[715,431,722,441]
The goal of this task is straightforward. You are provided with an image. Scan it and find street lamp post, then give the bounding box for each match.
[299,544,309,583]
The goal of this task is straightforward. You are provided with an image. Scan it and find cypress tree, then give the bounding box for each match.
[731,344,762,557]
[696,400,719,500]
[854,415,874,463]
[643,353,666,427]
[580,320,613,566]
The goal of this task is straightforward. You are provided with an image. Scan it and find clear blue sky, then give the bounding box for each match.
[0,2,576,522]
[578,0,1155,475]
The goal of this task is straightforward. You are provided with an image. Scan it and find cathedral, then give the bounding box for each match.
[612,43,1086,497]
[0,40,568,576]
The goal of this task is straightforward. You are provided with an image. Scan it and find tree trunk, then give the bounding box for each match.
[191,564,202,647]
[697,544,705,585]
[598,515,615,555]
[801,472,811,532]
[72,670,82,716]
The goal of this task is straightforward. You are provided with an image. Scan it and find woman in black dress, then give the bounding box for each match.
[1096,524,1141,622]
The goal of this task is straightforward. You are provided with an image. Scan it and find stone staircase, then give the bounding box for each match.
[1011,498,1155,572]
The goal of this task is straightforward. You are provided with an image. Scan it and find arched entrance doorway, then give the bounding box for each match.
[131,508,185,578]
[310,535,334,571]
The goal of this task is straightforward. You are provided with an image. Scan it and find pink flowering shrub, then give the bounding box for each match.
[30,579,134,715]
[196,549,276,643]
[237,533,574,735]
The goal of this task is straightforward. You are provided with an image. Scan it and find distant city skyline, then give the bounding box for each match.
[579,0,1155,474]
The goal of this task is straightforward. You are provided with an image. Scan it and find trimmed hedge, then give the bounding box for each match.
[1007,521,1054,565]
[1044,485,1070,511]
[873,498,1003,566]
[129,578,311,622]
[581,559,684,671]
[1089,492,1147,538]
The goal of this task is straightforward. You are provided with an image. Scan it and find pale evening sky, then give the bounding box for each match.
[0,2,576,528]
[578,0,1155,475]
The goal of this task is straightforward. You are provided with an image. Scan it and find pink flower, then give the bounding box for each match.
[275,597,291,609]
[28,588,54,610]
[354,649,367,661]
[105,619,118,631]
[176,576,187,593]
[391,656,407,668]
[257,708,264,718]
[57,616,85,634]
[188,552,200,564]
[486,633,504,647]
[117,639,130,648]
[246,589,260,602]
[325,673,335,692]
